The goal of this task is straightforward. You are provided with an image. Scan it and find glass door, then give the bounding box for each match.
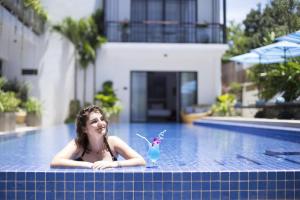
[180,72,197,111]
[131,72,147,122]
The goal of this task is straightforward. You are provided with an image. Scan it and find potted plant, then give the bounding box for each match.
[0,91,20,131]
[94,81,122,123]
[24,97,42,126]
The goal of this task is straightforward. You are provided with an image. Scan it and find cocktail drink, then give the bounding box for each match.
[147,143,160,166]
[136,130,166,167]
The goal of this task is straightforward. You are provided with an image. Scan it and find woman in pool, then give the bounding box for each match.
[51,105,146,169]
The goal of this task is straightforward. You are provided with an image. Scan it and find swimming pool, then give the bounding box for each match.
[0,122,299,199]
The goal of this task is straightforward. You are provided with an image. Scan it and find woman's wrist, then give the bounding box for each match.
[115,161,121,168]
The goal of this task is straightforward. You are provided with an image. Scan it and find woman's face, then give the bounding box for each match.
[84,111,107,137]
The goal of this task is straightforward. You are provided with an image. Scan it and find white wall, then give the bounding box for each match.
[1,0,227,125]
[95,43,227,122]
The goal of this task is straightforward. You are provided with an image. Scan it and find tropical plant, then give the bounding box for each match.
[94,81,122,118]
[53,12,106,105]
[64,100,81,123]
[222,21,251,61]
[243,0,300,49]
[0,91,20,112]
[24,97,42,116]
[247,62,300,102]
[24,0,48,22]
[211,93,236,116]
[1,79,29,103]
[228,82,243,102]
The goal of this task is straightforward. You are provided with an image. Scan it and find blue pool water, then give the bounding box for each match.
[1,122,300,200]
[0,122,300,172]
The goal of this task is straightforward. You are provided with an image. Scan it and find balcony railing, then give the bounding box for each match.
[1,0,45,35]
[105,21,225,43]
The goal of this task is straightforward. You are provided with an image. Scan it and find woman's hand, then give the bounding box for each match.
[92,160,118,170]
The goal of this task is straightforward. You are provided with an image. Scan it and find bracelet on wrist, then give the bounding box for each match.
[116,161,121,168]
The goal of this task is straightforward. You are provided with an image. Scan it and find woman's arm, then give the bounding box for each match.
[50,139,93,168]
[92,136,146,170]
[111,136,146,167]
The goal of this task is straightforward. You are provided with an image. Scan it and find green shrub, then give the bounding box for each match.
[94,81,122,118]
[24,97,42,115]
[211,93,236,116]
[64,100,81,123]
[0,91,21,112]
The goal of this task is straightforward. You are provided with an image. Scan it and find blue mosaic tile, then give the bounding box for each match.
[163,181,172,191]
[75,173,84,181]
[85,181,94,191]
[134,173,143,181]
[221,181,229,190]
[267,191,276,199]
[163,191,172,200]
[26,172,35,181]
[211,191,220,199]
[46,191,54,199]
[124,192,133,199]
[134,181,143,191]
[240,172,248,181]
[85,191,94,199]
[36,182,45,191]
[95,181,104,191]
[211,181,220,190]
[258,172,267,180]
[55,172,64,181]
[46,173,54,181]
[85,172,94,181]
[144,191,153,199]
[55,181,64,191]
[16,181,25,190]
[56,191,64,199]
[134,191,143,199]
[163,172,172,181]
[182,172,191,181]
[286,190,295,199]
[268,172,276,180]
[75,191,84,199]
[17,191,25,200]
[95,192,104,199]
[173,172,182,181]
[182,181,191,190]
[66,192,74,200]
[181,191,191,199]
[104,181,114,190]
[153,172,162,181]
[27,192,35,200]
[173,182,181,191]
[75,181,84,191]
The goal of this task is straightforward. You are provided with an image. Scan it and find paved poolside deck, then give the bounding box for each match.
[201,117,300,128]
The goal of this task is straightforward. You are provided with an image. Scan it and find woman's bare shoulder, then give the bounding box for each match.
[67,139,83,156]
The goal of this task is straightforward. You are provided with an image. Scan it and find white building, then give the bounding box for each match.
[0,0,227,126]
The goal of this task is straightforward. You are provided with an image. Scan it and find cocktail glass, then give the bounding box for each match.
[147,143,160,167]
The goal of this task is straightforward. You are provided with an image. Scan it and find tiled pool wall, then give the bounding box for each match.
[194,120,300,143]
[1,171,300,200]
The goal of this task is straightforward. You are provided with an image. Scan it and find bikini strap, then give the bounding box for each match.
[104,137,118,161]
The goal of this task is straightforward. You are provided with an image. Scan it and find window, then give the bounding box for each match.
[130,0,197,42]
[22,69,38,75]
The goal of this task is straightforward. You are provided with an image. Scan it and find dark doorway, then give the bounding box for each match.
[131,71,197,122]
[147,72,177,122]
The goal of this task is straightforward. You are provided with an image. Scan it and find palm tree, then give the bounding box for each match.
[53,12,106,105]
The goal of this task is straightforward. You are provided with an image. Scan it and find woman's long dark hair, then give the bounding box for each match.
[75,105,109,153]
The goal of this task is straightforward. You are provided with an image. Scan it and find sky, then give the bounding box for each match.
[227,0,271,24]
